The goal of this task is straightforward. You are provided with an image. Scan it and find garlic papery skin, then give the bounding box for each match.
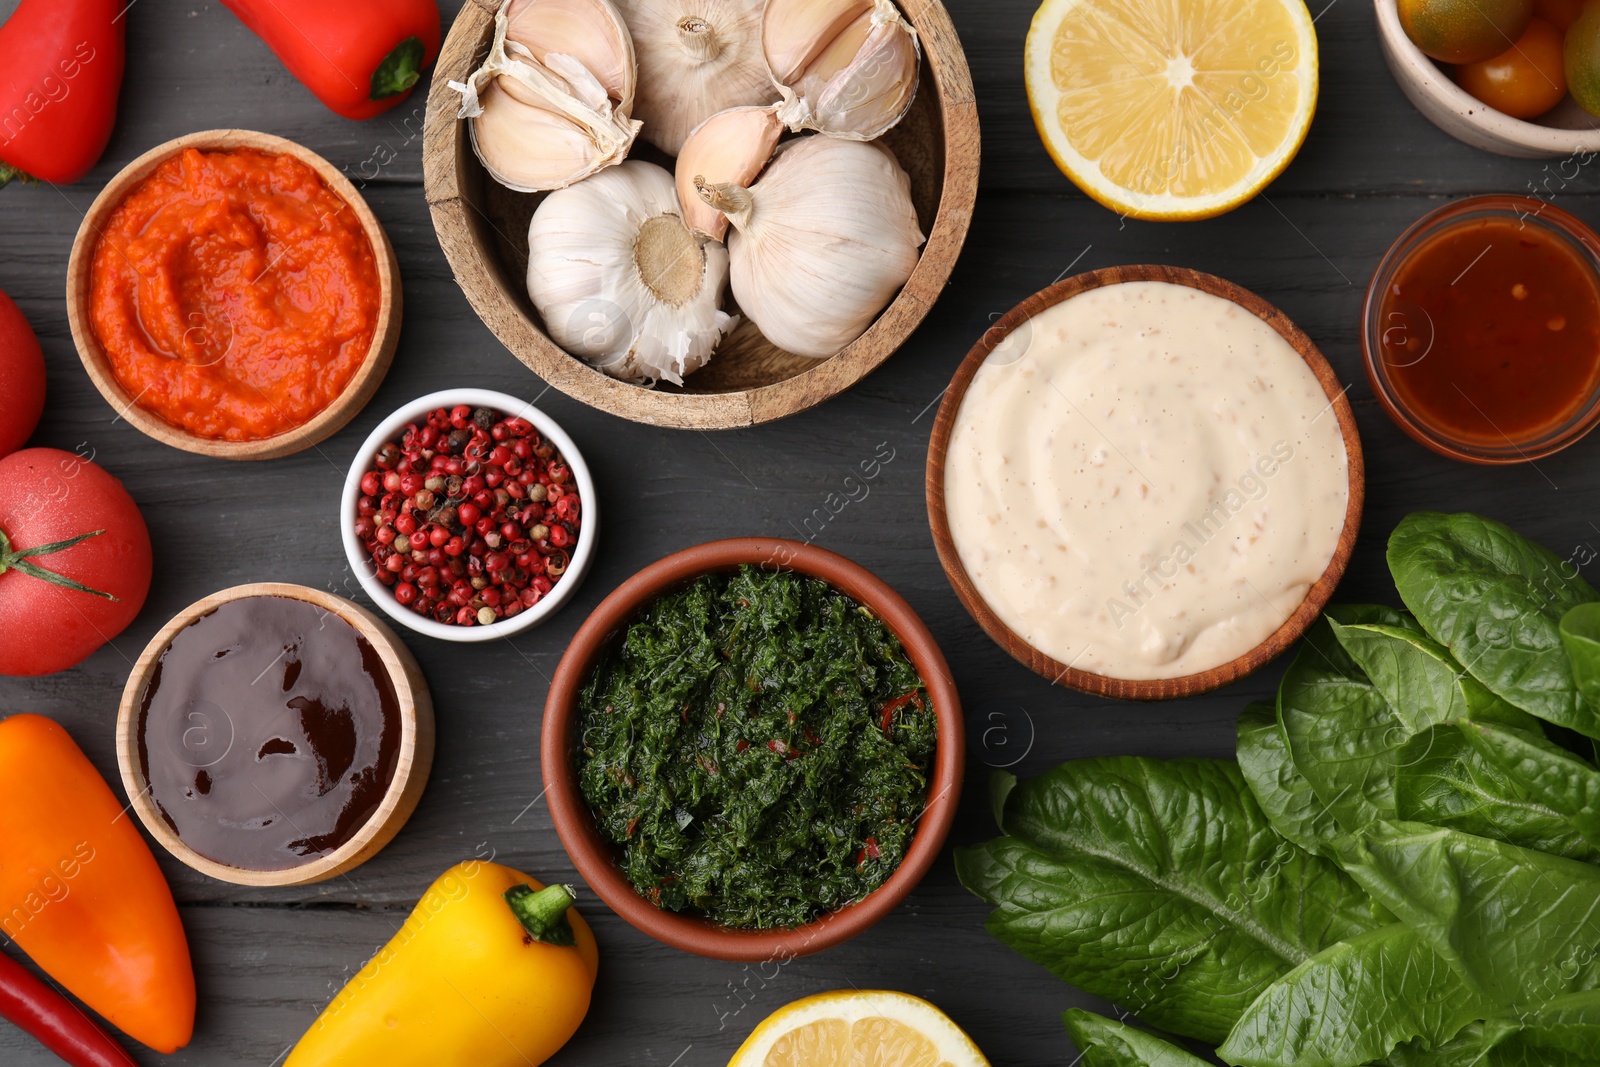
[451,0,642,193]
[675,105,783,241]
[528,161,735,386]
[613,0,779,155]
[697,136,924,360]
[763,0,920,141]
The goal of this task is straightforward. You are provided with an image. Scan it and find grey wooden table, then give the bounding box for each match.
[1,1,1593,1064]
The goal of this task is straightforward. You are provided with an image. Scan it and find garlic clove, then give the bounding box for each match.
[698,135,924,360]
[762,0,875,86]
[452,0,643,193]
[503,0,637,109]
[614,0,780,155]
[528,161,735,386]
[675,105,783,241]
[766,0,920,141]
[473,81,630,192]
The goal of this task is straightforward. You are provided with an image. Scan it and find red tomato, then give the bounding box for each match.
[0,291,45,459]
[1455,16,1569,118]
[1535,0,1585,29]
[0,448,151,676]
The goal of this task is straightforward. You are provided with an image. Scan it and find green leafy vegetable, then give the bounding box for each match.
[1387,513,1600,736]
[1339,822,1600,1008]
[1393,725,1595,860]
[1278,610,1449,834]
[1064,1009,1211,1067]
[956,758,1380,1043]
[1237,703,1340,855]
[1221,923,1487,1067]
[1559,603,1600,713]
[576,566,936,929]
[1461,719,1600,853]
[1477,991,1600,1065]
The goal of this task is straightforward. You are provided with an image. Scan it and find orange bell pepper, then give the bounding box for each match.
[0,714,195,1053]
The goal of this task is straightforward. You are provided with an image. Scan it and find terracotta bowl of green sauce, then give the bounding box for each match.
[543,539,964,961]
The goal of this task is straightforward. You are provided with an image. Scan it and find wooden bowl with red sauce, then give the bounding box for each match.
[67,129,402,461]
[1363,194,1600,464]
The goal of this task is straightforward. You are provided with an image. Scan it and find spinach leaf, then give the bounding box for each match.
[1332,622,1479,734]
[1561,603,1600,714]
[1339,821,1600,1008]
[1279,609,1470,834]
[1387,513,1600,736]
[1220,923,1489,1067]
[1238,702,1340,855]
[1393,725,1596,861]
[1461,719,1600,854]
[1063,1010,1211,1067]
[1277,610,1412,832]
[956,758,1380,1044]
[1477,991,1600,1065]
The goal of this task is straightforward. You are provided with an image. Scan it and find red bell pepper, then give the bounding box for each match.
[0,953,137,1067]
[221,0,442,121]
[0,0,127,187]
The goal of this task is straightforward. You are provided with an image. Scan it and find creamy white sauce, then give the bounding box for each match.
[944,281,1349,681]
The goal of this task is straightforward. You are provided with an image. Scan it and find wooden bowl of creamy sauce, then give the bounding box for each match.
[927,266,1364,700]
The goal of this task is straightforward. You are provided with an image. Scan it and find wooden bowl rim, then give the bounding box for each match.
[337,387,601,641]
[115,582,434,887]
[1373,0,1600,156]
[421,0,980,431]
[541,538,965,961]
[66,129,403,461]
[925,265,1367,702]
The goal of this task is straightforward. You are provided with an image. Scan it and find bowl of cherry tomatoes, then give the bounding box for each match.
[1378,0,1600,156]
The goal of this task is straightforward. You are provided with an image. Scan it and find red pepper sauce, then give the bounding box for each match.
[1378,215,1600,446]
[89,148,380,442]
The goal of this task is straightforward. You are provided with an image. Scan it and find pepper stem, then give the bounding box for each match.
[0,526,119,601]
[0,162,36,190]
[504,884,578,946]
[371,36,426,100]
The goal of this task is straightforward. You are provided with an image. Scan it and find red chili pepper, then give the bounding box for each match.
[220,0,441,121]
[0,0,126,187]
[879,691,923,735]
[0,952,138,1067]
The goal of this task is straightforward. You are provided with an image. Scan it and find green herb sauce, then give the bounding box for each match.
[576,566,938,929]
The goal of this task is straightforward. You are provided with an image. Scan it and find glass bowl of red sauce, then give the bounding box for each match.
[1363,195,1600,465]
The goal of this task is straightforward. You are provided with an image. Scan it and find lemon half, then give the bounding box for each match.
[1025,0,1320,220]
[727,990,990,1067]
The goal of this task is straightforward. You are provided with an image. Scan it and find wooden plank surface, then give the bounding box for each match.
[3,0,1599,1064]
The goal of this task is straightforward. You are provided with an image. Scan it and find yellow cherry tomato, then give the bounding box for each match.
[1456,16,1568,118]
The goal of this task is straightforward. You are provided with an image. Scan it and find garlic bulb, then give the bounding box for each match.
[675,105,783,240]
[451,0,642,193]
[763,0,920,141]
[528,161,735,385]
[613,0,779,155]
[697,136,924,359]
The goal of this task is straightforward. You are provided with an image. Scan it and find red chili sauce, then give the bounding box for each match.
[90,148,380,442]
[1378,214,1600,446]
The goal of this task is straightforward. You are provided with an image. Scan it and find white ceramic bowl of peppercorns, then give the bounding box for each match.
[341,389,598,643]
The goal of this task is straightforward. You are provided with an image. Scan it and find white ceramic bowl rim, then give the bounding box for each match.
[1375,0,1600,153]
[340,388,599,643]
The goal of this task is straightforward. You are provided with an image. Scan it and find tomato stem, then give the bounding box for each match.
[503,884,577,946]
[0,526,119,601]
[371,36,425,100]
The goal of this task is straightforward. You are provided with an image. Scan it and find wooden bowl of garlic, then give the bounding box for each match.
[422,0,978,430]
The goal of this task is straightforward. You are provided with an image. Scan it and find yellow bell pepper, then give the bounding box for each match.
[285,861,598,1067]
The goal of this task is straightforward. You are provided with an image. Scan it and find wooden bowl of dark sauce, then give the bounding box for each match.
[1364,194,1600,464]
[116,583,434,887]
